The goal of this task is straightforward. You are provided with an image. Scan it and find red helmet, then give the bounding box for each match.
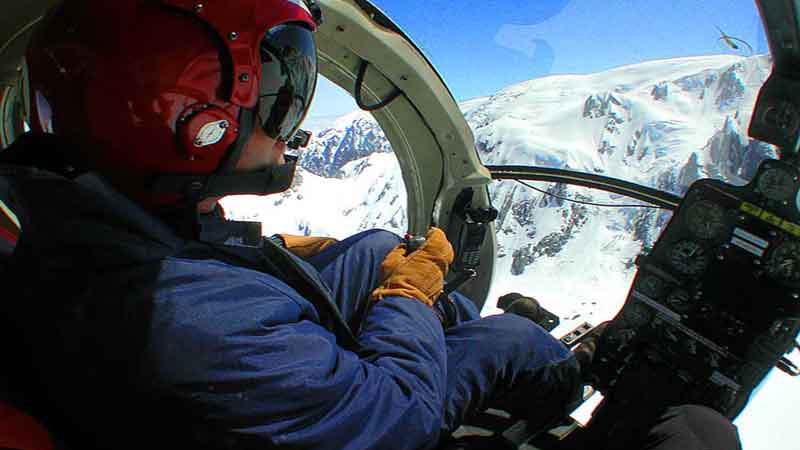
[26,0,320,207]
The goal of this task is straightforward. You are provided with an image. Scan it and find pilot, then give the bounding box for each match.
[0,1,741,450]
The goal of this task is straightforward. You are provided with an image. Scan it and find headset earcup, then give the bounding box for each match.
[176,106,240,162]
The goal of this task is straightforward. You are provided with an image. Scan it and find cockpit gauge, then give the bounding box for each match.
[665,289,693,314]
[765,240,800,282]
[756,167,797,202]
[685,200,728,240]
[622,301,653,328]
[636,274,665,298]
[669,240,709,276]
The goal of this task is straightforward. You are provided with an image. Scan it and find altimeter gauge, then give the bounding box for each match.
[685,200,728,240]
[765,240,800,282]
[669,240,709,277]
[757,167,797,202]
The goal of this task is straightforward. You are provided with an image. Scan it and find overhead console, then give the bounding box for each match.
[591,158,800,419]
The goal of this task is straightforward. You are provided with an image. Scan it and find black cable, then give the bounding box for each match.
[355,61,402,111]
[514,179,669,209]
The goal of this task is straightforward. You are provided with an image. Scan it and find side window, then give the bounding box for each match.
[0,70,30,149]
[221,75,408,239]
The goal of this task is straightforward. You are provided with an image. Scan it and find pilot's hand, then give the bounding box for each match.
[371,227,454,307]
[497,293,545,323]
[573,321,610,380]
[278,234,339,259]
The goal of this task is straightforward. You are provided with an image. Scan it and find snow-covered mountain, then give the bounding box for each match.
[298,110,394,178]
[222,54,776,328]
[466,54,774,190]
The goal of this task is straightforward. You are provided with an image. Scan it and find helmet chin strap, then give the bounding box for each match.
[218,107,256,174]
[150,107,298,203]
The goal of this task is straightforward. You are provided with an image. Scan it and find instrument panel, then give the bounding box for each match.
[590,158,800,419]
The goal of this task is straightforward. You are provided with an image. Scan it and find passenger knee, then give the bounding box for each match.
[348,229,403,257]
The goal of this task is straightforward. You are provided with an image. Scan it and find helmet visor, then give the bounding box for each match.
[258,24,318,142]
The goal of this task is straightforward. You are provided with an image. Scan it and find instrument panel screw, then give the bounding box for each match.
[239,73,250,82]
[228,32,239,41]
[194,3,204,13]
[793,293,799,299]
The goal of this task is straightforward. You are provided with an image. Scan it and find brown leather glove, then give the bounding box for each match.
[370,228,454,307]
[278,234,339,259]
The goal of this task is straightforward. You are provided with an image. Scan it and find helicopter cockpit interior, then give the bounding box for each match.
[0,0,799,449]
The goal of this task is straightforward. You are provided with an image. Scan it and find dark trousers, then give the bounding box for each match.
[612,404,742,450]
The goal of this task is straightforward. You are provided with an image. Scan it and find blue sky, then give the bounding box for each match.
[308,0,768,119]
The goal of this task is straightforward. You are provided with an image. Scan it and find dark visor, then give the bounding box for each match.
[258,24,318,142]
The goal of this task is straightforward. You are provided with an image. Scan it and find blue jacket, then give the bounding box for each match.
[144,255,446,449]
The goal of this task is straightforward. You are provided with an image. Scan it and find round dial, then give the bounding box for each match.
[622,302,652,328]
[765,240,800,282]
[665,289,693,314]
[669,240,709,276]
[636,274,664,298]
[757,167,797,201]
[685,200,727,240]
